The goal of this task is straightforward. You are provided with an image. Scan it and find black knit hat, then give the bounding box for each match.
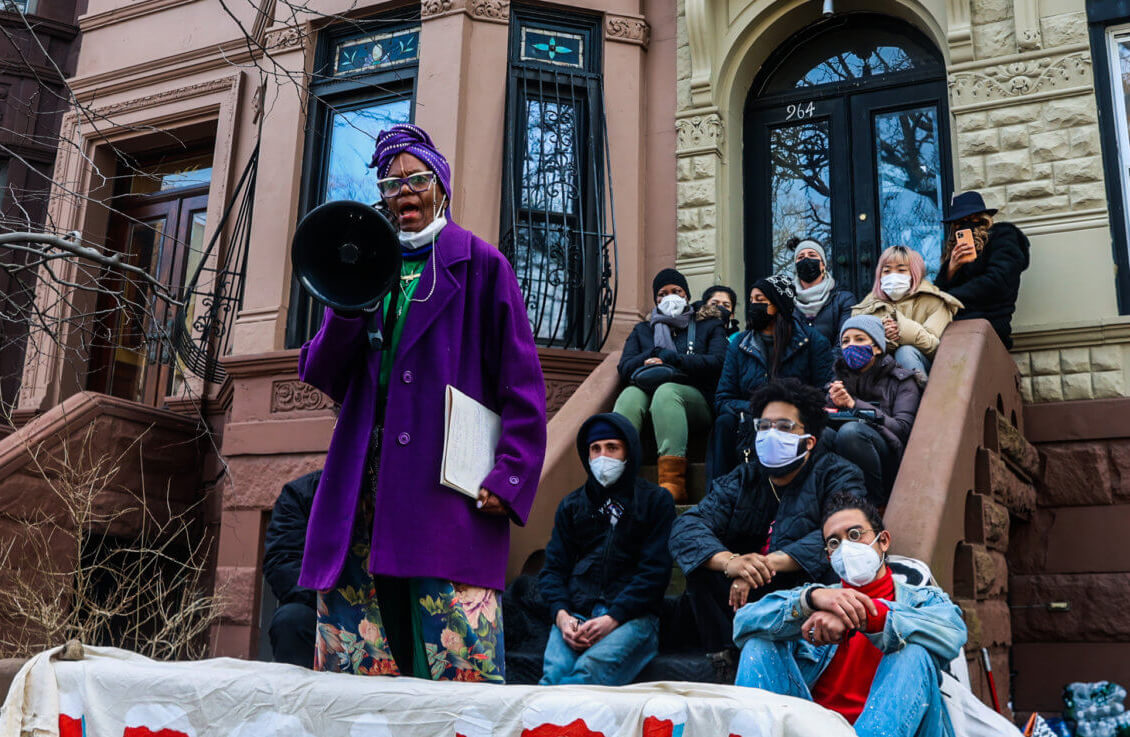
[652,268,690,301]
[752,273,797,317]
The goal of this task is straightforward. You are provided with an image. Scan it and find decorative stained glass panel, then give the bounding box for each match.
[333,28,420,76]
[519,27,584,68]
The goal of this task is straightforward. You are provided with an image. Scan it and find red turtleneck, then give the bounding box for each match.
[809,568,895,724]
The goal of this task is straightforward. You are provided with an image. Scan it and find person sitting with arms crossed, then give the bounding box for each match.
[733,492,967,737]
[537,413,675,685]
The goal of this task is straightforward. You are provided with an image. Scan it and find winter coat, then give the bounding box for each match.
[669,444,867,585]
[617,310,729,405]
[852,280,963,359]
[831,355,924,459]
[263,470,321,608]
[934,221,1030,349]
[297,220,547,592]
[537,413,675,623]
[797,288,856,356]
[713,320,835,418]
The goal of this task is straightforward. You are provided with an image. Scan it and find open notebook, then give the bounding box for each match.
[440,385,501,499]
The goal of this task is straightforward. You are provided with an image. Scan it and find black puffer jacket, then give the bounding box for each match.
[934,221,1030,349]
[797,288,856,356]
[264,470,320,608]
[832,355,924,459]
[669,443,866,585]
[537,413,675,623]
[617,312,729,405]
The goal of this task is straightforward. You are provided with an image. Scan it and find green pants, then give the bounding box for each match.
[613,383,712,457]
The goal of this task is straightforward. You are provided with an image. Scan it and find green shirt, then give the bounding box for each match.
[378,257,428,392]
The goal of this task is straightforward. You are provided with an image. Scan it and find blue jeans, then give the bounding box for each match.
[894,345,932,376]
[540,605,659,686]
[735,639,950,737]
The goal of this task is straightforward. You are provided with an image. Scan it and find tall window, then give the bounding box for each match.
[1,0,36,14]
[500,7,617,351]
[287,13,419,346]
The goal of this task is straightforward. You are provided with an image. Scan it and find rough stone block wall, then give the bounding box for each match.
[676,154,718,259]
[1013,346,1126,403]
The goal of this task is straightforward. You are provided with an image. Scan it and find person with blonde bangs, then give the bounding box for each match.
[850,246,962,377]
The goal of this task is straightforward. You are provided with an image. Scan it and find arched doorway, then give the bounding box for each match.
[743,13,953,297]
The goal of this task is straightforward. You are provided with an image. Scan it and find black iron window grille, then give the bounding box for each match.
[286,11,419,347]
[500,7,617,351]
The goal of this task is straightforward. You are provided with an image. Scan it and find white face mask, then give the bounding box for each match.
[830,536,885,587]
[398,214,448,250]
[754,429,812,469]
[589,455,627,487]
[880,273,912,301]
[657,294,688,317]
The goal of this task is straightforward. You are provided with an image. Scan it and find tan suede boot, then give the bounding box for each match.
[657,455,688,503]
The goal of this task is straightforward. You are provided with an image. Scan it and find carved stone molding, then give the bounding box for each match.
[605,15,650,48]
[949,52,1091,106]
[676,113,724,155]
[545,381,577,418]
[468,0,509,23]
[264,24,305,51]
[421,0,456,17]
[89,76,238,118]
[271,380,335,413]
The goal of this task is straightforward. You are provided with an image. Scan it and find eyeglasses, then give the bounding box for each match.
[751,418,802,432]
[824,527,877,555]
[376,171,436,198]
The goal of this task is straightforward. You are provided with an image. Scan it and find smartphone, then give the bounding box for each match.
[956,228,974,250]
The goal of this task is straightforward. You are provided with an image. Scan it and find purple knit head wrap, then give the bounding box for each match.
[369,124,452,202]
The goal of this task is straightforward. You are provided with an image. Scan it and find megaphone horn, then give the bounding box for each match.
[290,199,402,314]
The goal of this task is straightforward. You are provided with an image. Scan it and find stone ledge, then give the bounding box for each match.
[1011,572,1130,643]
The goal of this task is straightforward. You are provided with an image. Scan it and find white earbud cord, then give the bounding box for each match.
[397,184,445,316]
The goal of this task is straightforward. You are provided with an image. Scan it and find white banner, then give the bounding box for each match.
[1,646,854,737]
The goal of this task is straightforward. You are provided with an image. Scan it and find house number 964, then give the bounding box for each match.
[786,102,816,120]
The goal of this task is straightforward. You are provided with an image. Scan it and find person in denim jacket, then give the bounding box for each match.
[732,493,966,737]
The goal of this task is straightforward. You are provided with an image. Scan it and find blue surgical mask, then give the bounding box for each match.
[754,428,812,469]
[842,343,875,371]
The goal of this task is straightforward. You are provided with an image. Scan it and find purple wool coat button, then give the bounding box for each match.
[402,370,414,384]
[398,432,411,446]
[509,475,520,486]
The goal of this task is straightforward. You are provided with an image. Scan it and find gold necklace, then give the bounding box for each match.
[767,478,781,502]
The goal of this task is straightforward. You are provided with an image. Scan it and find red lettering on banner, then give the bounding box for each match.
[123,728,191,737]
[59,714,83,737]
[642,716,674,737]
[521,719,606,737]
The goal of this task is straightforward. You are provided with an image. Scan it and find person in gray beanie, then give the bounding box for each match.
[790,238,856,355]
[826,315,924,505]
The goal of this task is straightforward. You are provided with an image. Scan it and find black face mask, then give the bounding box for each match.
[748,303,773,331]
[715,306,732,322]
[796,257,823,283]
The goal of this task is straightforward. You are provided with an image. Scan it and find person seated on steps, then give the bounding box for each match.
[263,469,321,668]
[696,284,741,340]
[709,273,834,483]
[614,268,729,502]
[537,413,675,685]
[935,191,1030,350]
[733,493,967,737]
[852,246,962,377]
[826,315,924,506]
[790,237,856,357]
[668,378,866,681]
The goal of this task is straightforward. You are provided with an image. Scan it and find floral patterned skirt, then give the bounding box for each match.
[313,536,505,682]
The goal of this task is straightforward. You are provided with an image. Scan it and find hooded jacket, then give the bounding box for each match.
[713,319,835,418]
[263,470,320,608]
[934,221,1030,349]
[537,413,675,623]
[618,311,729,405]
[832,354,924,459]
[669,442,867,585]
[852,280,963,359]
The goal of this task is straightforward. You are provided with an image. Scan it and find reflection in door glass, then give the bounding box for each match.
[770,120,833,275]
[873,106,944,278]
[325,98,412,204]
[111,219,166,403]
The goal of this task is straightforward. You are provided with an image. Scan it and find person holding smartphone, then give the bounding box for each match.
[935,191,1030,349]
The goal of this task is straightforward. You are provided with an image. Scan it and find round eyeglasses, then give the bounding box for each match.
[823,527,877,555]
[752,418,801,432]
[377,171,436,198]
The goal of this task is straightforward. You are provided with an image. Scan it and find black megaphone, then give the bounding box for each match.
[290,200,402,313]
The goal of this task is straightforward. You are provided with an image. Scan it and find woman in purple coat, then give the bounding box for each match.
[298,124,547,682]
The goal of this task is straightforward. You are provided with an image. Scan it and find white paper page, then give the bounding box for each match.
[440,386,501,498]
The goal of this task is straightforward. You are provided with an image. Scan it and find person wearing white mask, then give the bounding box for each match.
[668,379,866,682]
[851,246,962,376]
[615,268,729,501]
[537,413,675,685]
[732,493,966,737]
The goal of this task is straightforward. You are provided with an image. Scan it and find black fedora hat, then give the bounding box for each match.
[942,191,998,223]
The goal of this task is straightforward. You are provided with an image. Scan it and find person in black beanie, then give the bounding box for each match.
[614,268,729,501]
[707,273,834,482]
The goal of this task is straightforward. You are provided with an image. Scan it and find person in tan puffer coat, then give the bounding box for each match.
[851,246,962,377]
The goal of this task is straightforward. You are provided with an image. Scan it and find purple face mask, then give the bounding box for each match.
[842,343,875,371]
